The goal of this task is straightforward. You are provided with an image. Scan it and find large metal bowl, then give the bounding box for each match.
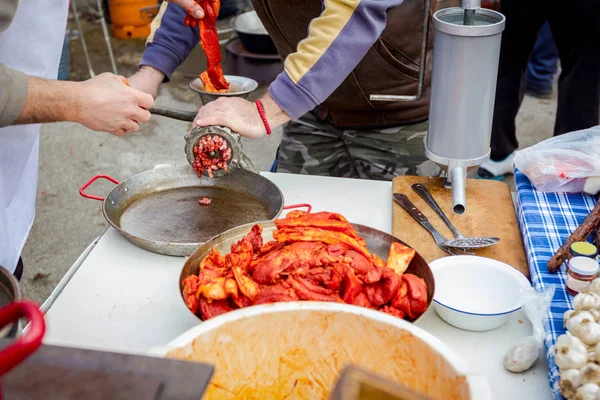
[231,10,278,55]
[179,220,435,322]
[189,75,258,105]
[151,302,491,400]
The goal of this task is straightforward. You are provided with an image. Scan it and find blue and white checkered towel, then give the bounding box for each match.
[515,169,598,400]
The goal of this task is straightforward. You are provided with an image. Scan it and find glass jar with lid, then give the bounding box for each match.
[566,256,600,296]
[570,242,599,259]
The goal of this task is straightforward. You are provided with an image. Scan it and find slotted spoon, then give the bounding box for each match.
[411,183,500,250]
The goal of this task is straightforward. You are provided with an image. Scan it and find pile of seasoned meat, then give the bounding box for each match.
[192,134,232,179]
[182,211,428,321]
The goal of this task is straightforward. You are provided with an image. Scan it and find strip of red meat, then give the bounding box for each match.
[275,217,365,244]
[244,224,263,253]
[252,242,325,284]
[403,274,428,316]
[286,276,342,302]
[345,250,382,284]
[391,274,428,320]
[340,264,363,304]
[285,211,348,222]
[198,197,212,205]
[199,298,236,320]
[253,283,298,305]
[363,268,401,307]
[182,275,201,313]
[303,266,343,291]
[379,305,406,319]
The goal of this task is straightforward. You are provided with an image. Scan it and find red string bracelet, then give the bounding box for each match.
[255,100,272,135]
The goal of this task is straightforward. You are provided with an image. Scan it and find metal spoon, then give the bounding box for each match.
[411,183,501,250]
[393,193,473,256]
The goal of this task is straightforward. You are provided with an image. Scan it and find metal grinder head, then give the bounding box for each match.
[184,126,257,178]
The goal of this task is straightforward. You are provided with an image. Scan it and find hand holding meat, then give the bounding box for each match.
[165,0,205,19]
[76,73,154,136]
[182,211,428,321]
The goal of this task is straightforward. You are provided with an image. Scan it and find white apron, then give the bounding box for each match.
[0,0,68,272]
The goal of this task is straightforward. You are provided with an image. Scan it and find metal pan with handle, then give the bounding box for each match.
[178,220,435,322]
[0,301,46,400]
[80,165,307,256]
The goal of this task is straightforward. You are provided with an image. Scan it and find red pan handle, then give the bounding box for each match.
[0,301,45,377]
[79,175,120,201]
[283,204,312,213]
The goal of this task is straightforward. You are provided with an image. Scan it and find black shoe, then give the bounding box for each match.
[525,84,553,99]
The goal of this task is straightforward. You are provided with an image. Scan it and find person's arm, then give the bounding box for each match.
[128,2,200,97]
[193,0,404,138]
[0,64,29,127]
[0,0,18,33]
[268,0,404,120]
[7,73,154,136]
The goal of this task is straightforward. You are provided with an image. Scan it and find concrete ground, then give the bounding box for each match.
[19,21,556,303]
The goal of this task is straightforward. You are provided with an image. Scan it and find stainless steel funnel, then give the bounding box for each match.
[426,4,505,214]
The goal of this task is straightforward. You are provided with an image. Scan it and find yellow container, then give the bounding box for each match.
[108,0,157,39]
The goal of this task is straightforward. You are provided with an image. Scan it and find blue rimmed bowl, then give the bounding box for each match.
[429,255,530,332]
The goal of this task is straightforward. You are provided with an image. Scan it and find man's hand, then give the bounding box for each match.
[14,73,154,136]
[165,0,205,19]
[74,73,154,135]
[127,66,165,99]
[193,93,291,138]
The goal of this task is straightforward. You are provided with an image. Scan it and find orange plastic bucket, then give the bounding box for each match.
[108,0,157,39]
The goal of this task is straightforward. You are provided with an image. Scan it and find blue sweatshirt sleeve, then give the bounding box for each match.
[268,0,404,119]
[140,3,199,81]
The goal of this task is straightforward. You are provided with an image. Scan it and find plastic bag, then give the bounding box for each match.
[504,286,555,373]
[513,126,600,194]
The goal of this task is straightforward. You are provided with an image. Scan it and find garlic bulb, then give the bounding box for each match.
[575,383,600,400]
[574,293,600,311]
[593,343,600,363]
[561,369,583,399]
[581,362,600,386]
[589,279,600,296]
[571,320,600,346]
[555,333,590,370]
[568,311,600,332]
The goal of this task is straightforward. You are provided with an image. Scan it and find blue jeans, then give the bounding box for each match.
[526,22,559,90]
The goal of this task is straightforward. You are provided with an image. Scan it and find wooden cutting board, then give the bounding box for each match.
[392,176,529,278]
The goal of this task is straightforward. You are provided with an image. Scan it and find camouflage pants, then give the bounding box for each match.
[274,113,442,181]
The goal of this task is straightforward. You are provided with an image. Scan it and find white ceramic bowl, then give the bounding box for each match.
[430,255,531,331]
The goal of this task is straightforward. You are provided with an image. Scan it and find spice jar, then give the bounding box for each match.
[570,242,599,259]
[567,256,600,296]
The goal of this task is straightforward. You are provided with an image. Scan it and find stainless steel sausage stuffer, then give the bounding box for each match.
[370,0,506,214]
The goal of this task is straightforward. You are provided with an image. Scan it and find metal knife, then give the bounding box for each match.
[393,193,458,256]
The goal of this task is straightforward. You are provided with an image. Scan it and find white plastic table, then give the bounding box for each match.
[42,172,552,399]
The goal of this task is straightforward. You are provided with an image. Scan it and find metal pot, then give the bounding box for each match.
[178,220,435,322]
[0,300,46,400]
[79,165,286,256]
[231,11,278,55]
[152,302,491,399]
[0,267,21,338]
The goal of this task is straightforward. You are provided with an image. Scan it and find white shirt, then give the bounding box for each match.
[0,0,68,272]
